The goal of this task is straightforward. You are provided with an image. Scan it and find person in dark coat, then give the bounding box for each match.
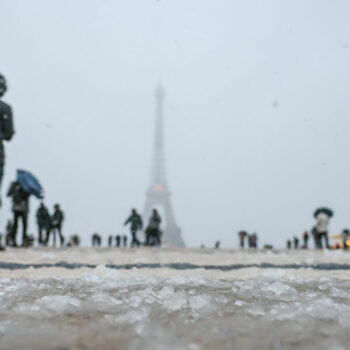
[5,219,12,246]
[92,233,101,246]
[146,209,162,246]
[287,240,292,249]
[7,181,30,246]
[294,236,299,249]
[122,235,127,247]
[0,74,15,196]
[124,209,143,247]
[238,231,247,248]
[302,231,309,249]
[47,204,64,246]
[36,202,51,245]
[108,235,113,247]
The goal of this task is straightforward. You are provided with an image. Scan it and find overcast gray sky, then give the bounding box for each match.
[0,0,349,247]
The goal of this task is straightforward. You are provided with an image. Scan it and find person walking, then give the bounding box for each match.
[7,180,30,246]
[293,236,300,249]
[302,231,309,249]
[0,74,15,199]
[238,231,247,248]
[36,202,51,245]
[47,204,64,246]
[124,209,143,247]
[146,209,162,246]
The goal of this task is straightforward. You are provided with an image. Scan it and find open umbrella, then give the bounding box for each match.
[16,169,44,199]
[314,207,334,218]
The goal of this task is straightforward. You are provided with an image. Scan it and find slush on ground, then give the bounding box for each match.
[1,247,350,350]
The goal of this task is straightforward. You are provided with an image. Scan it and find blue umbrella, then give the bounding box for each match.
[16,169,44,199]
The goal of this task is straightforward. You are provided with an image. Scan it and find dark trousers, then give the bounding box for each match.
[240,239,245,248]
[47,224,64,245]
[146,229,161,246]
[318,232,330,249]
[38,224,50,244]
[131,231,140,247]
[11,211,28,246]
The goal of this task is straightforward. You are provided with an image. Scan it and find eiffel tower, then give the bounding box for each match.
[143,85,185,247]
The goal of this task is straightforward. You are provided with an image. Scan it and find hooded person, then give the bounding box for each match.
[0,74,15,197]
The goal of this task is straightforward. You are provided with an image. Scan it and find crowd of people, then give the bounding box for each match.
[5,200,65,247]
[90,209,163,248]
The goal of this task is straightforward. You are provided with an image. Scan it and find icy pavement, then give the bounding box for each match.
[1,248,350,349]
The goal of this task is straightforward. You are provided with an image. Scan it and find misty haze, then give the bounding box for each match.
[1,1,350,350]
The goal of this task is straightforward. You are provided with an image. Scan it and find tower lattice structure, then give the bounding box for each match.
[143,85,185,247]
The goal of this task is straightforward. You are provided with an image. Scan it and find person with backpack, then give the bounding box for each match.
[124,209,143,247]
[7,180,30,246]
[0,74,15,196]
[36,202,51,245]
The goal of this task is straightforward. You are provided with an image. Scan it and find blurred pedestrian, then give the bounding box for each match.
[287,240,292,249]
[47,204,64,246]
[124,209,143,247]
[313,208,333,249]
[146,209,162,246]
[92,233,102,246]
[116,235,121,247]
[342,229,350,250]
[108,235,113,247]
[122,235,127,247]
[7,180,30,246]
[293,236,299,249]
[36,202,51,245]
[0,74,15,201]
[238,231,247,248]
[302,231,309,249]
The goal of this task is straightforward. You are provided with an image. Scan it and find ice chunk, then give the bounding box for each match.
[189,295,211,310]
[163,292,187,311]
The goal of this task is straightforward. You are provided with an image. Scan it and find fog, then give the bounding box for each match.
[0,0,349,247]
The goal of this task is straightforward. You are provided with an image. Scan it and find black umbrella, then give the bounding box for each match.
[314,207,334,218]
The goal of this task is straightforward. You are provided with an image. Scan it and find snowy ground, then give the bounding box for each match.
[1,247,350,350]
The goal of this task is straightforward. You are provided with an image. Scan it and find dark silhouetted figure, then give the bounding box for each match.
[248,233,257,248]
[302,231,309,249]
[0,234,5,251]
[146,209,162,246]
[5,219,12,246]
[123,235,127,247]
[238,231,247,248]
[342,229,350,250]
[116,235,121,247]
[287,240,292,249]
[0,74,15,198]
[124,209,143,247]
[294,236,299,249]
[36,202,51,245]
[7,180,30,246]
[108,235,113,247]
[67,234,80,247]
[92,233,102,246]
[313,208,332,249]
[215,241,220,249]
[47,204,64,246]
